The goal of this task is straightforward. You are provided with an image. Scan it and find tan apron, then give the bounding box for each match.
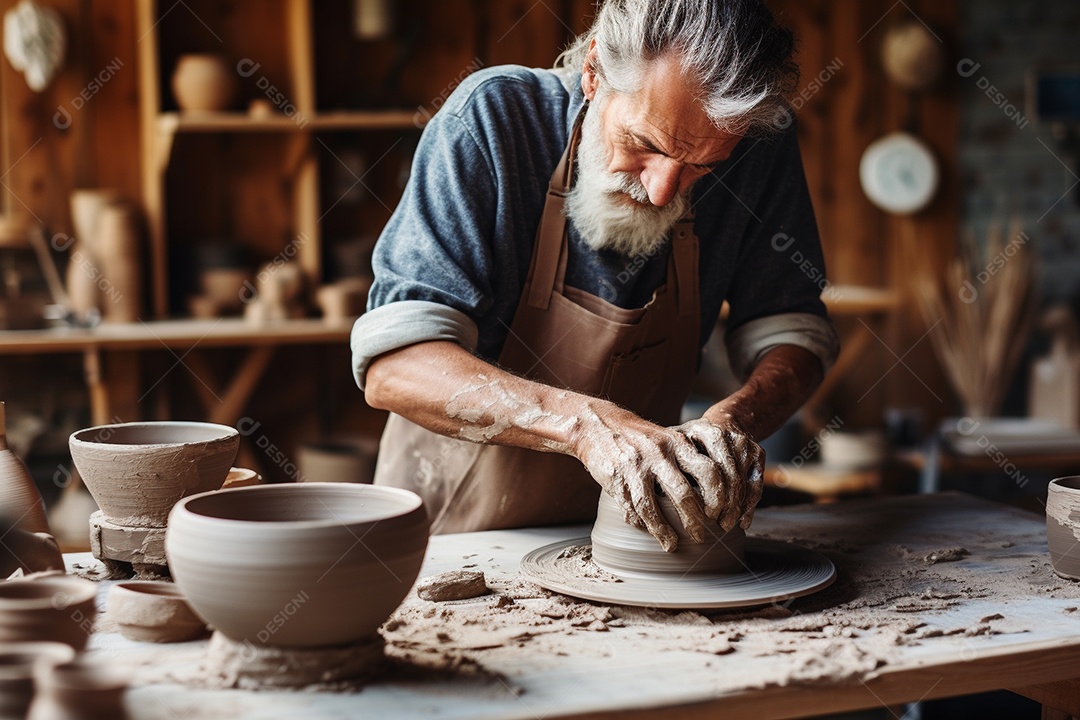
[373,113,702,534]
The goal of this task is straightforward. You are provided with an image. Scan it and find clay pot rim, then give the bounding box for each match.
[0,577,97,609]
[69,420,238,449]
[111,580,185,599]
[0,642,75,679]
[172,482,424,530]
[35,659,130,690]
[1050,476,1080,493]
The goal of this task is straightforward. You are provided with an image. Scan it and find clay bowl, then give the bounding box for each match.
[69,421,239,527]
[108,581,209,643]
[1048,476,1080,580]
[591,492,746,578]
[167,483,429,647]
[0,642,75,720]
[0,576,97,650]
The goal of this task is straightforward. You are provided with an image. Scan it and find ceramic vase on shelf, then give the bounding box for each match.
[94,202,142,323]
[0,402,50,535]
[171,54,237,112]
[66,189,121,326]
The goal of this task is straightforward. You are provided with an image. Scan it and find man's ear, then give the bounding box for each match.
[581,38,600,101]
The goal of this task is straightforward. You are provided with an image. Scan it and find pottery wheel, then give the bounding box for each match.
[520,537,836,609]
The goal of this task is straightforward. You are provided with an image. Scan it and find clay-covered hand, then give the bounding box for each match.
[571,404,725,553]
[671,416,765,531]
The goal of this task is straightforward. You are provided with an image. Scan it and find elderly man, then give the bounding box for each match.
[351,0,838,552]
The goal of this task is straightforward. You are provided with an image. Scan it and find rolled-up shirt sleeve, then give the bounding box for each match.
[725,311,839,381]
[350,301,478,390]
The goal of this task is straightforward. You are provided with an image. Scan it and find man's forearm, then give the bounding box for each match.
[704,344,824,441]
[364,340,596,454]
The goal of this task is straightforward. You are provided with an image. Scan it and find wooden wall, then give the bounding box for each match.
[773,0,958,430]
[0,0,958,457]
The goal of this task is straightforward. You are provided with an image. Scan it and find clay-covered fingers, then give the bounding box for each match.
[736,440,766,529]
[671,438,723,520]
[676,419,764,531]
[625,466,678,552]
[651,458,708,546]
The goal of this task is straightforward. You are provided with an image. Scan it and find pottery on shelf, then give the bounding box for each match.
[94,201,142,324]
[591,492,746,577]
[0,402,51,536]
[69,421,239,528]
[0,576,97,650]
[66,189,122,326]
[1048,476,1080,581]
[167,483,429,647]
[0,641,75,720]
[171,53,237,112]
[107,581,209,643]
[26,659,130,720]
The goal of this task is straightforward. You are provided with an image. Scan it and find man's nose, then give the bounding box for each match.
[639,158,685,207]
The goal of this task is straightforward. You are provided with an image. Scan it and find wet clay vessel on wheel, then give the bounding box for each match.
[591,492,746,577]
[0,576,97,650]
[1048,476,1080,580]
[69,421,239,528]
[167,482,429,647]
[107,581,209,643]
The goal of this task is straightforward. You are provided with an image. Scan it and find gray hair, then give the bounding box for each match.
[556,0,798,135]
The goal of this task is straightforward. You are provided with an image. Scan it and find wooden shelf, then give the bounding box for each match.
[156,110,422,134]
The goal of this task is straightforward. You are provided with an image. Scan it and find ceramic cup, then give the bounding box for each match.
[0,642,75,720]
[108,581,209,643]
[1048,476,1080,580]
[69,421,239,527]
[0,576,97,650]
[591,492,746,578]
[167,483,429,647]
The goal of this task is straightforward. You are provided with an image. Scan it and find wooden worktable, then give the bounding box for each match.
[75,492,1080,719]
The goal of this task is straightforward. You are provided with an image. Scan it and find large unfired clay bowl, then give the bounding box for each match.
[591,492,746,577]
[167,483,429,647]
[69,421,239,527]
[1048,475,1080,580]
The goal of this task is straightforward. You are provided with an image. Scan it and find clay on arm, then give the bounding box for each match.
[364,340,588,455]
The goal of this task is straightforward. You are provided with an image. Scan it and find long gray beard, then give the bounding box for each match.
[565,102,689,257]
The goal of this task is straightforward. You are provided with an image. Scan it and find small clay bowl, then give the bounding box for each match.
[27,659,130,720]
[0,576,97,650]
[167,483,429,647]
[1048,476,1080,580]
[591,492,746,578]
[69,421,239,527]
[108,581,209,643]
[0,642,75,720]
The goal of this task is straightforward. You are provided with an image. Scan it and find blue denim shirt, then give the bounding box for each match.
[352,66,837,388]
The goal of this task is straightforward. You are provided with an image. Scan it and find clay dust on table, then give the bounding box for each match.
[382,495,1080,692]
